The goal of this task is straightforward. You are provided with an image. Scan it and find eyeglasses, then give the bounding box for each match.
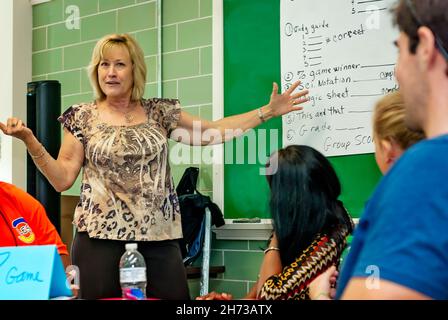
[404,0,448,61]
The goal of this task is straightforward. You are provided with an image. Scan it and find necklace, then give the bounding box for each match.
[107,101,137,124]
[123,101,137,124]
[124,111,134,124]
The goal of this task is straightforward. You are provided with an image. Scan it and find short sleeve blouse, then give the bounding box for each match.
[58,98,182,241]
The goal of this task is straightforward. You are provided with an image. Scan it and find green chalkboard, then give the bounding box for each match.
[223,0,382,219]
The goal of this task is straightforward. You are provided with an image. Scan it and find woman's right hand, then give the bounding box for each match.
[0,118,34,142]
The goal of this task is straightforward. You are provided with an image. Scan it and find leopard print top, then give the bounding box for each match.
[58,98,182,241]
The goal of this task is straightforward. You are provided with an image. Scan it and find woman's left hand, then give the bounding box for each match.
[267,80,309,117]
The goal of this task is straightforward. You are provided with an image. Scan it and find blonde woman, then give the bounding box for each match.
[0,33,309,300]
[372,90,425,173]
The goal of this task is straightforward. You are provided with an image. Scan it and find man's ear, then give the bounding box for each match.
[417,26,438,69]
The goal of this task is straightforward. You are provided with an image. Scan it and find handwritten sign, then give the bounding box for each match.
[0,245,72,300]
[281,0,398,156]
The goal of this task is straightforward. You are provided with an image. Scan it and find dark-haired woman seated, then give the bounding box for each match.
[257,145,353,300]
[198,145,353,300]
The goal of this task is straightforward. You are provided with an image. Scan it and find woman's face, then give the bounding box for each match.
[98,45,134,100]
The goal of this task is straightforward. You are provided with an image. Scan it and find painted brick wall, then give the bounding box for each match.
[32,0,260,299]
[188,235,266,299]
[32,0,213,197]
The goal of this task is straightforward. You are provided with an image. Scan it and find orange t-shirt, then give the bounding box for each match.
[0,181,68,255]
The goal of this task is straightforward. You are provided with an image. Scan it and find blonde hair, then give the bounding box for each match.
[373,91,425,150]
[88,33,146,101]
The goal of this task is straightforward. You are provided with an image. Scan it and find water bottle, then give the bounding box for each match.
[119,243,147,300]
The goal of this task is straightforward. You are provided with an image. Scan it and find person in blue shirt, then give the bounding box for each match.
[312,0,448,300]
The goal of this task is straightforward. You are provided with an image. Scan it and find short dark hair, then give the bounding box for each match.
[266,145,353,266]
[394,0,448,56]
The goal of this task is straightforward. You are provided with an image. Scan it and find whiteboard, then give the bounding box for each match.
[281,0,398,156]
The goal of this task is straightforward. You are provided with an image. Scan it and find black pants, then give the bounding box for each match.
[72,232,190,300]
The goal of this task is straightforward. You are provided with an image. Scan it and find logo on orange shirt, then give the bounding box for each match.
[11,217,35,244]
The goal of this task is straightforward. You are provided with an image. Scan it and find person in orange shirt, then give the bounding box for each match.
[0,181,70,269]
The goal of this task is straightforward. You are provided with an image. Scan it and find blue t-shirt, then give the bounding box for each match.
[336,135,448,299]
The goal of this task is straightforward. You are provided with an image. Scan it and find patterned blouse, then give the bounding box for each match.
[58,98,182,241]
[259,220,353,300]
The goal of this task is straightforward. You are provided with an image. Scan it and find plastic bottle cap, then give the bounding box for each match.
[125,243,138,251]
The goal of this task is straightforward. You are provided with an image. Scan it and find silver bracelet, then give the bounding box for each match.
[39,156,50,169]
[263,246,280,254]
[257,107,266,122]
[29,144,46,159]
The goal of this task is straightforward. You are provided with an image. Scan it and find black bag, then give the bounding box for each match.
[176,167,224,265]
